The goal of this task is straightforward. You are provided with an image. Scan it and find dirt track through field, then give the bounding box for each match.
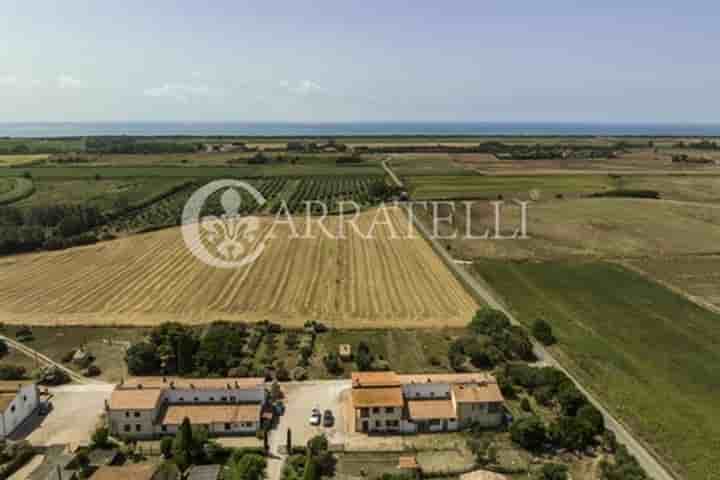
[0,207,478,327]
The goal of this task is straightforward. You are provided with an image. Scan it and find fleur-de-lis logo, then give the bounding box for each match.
[182,180,267,268]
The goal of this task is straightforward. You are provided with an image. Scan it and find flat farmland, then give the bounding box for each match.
[0,207,478,328]
[475,259,720,480]
[628,255,720,311]
[422,198,720,259]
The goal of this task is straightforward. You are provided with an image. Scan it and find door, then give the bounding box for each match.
[361,420,368,432]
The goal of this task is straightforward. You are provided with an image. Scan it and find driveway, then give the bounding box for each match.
[14,384,114,446]
[266,380,351,480]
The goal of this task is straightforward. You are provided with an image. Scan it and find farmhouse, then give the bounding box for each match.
[351,372,504,434]
[0,380,40,440]
[105,377,267,439]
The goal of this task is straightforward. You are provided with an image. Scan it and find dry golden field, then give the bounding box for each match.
[0,207,478,327]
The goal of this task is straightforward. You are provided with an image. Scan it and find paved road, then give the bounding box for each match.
[382,162,677,480]
[0,333,106,385]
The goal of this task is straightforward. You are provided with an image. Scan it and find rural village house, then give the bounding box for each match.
[0,380,40,440]
[351,372,504,434]
[105,377,267,440]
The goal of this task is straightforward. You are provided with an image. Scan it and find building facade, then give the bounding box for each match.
[106,377,266,440]
[0,381,40,439]
[351,372,504,434]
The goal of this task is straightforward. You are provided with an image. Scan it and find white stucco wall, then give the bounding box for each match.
[0,384,39,438]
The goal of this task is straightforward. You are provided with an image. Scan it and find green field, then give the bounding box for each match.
[0,177,35,205]
[474,259,720,480]
[407,174,617,200]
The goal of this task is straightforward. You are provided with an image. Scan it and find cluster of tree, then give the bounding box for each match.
[599,438,649,480]
[673,140,719,150]
[476,141,623,160]
[532,319,557,346]
[449,308,535,371]
[159,417,235,472]
[353,341,389,372]
[126,321,294,378]
[0,204,103,255]
[367,180,403,201]
[335,155,364,164]
[507,364,606,453]
[282,434,335,480]
[85,136,200,154]
[0,365,27,380]
[587,189,660,199]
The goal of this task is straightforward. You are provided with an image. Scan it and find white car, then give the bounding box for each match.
[309,412,322,426]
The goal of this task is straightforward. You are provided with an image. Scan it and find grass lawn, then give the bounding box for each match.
[0,325,148,382]
[309,328,465,378]
[474,259,720,480]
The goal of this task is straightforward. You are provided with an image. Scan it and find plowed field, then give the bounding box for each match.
[0,207,477,327]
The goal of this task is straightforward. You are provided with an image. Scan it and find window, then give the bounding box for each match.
[488,402,501,413]
[230,396,236,402]
[23,395,27,402]
[386,420,399,427]
[372,407,380,414]
[179,397,184,402]
[161,426,167,432]
[194,397,199,402]
[125,411,130,418]
[209,397,215,401]
[430,392,435,397]
[134,412,140,418]
[124,425,131,432]
[375,420,381,428]
[136,424,142,432]
[10,405,15,412]
[221,396,227,401]
[225,423,231,430]
[385,407,394,413]
[360,408,369,418]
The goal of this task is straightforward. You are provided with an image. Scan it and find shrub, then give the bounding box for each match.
[520,397,532,412]
[532,319,556,345]
[84,364,101,377]
[538,463,568,480]
[160,436,173,457]
[557,382,587,416]
[0,365,26,380]
[548,416,595,451]
[323,352,343,375]
[510,416,546,451]
[91,426,110,448]
[577,404,604,436]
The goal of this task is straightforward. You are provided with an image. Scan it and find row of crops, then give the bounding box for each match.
[103,175,384,233]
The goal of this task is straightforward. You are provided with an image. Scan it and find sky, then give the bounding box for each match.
[1,0,719,123]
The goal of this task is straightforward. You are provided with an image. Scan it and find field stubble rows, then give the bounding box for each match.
[0,207,478,327]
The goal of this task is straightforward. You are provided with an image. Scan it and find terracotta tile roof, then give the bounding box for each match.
[0,380,34,393]
[398,373,494,385]
[119,377,265,390]
[90,464,158,480]
[452,383,504,403]
[460,470,509,480]
[0,394,16,411]
[398,456,419,470]
[161,404,262,425]
[108,388,163,410]
[351,372,400,388]
[351,387,404,407]
[407,399,457,420]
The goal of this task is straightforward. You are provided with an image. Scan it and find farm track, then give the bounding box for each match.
[0,208,477,327]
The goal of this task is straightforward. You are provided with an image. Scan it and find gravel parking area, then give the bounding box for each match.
[21,384,113,446]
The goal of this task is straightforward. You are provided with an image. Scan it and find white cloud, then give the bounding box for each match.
[57,74,85,89]
[280,79,323,96]
[143,83,216,103]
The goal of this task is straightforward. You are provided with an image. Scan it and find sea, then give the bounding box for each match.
[1,122,720,138]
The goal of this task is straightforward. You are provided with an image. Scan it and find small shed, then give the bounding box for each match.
[338,344,352,361]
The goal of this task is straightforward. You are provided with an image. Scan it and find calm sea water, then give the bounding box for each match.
[1,122,720,138]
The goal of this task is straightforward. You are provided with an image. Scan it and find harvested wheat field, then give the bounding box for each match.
[0,207,478,328]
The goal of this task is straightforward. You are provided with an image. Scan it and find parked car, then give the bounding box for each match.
[309,407,322,426]
[323,409,334,427]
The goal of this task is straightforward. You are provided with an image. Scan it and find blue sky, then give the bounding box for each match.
[1,0,718,123]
